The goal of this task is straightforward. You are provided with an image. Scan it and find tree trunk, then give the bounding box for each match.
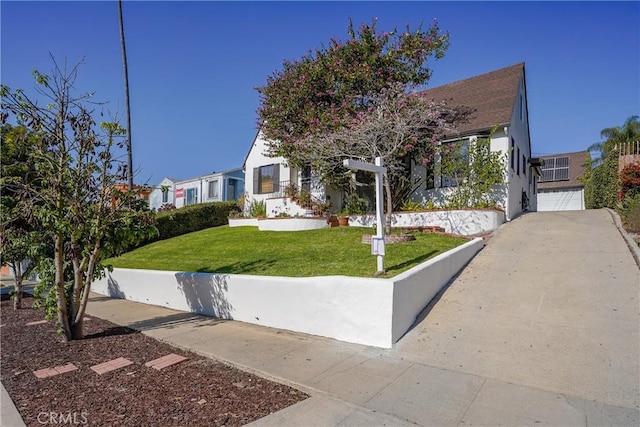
[74,242,101,325]
[12,261,23,310]
[70,319,84,340]
[54,234,72,341]
[118,0,134,191]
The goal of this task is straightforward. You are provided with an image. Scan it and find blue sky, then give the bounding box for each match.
[2,1,638,185]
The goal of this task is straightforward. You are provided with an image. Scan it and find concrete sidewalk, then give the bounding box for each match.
[84,210,639,426]
[1,382,26,427]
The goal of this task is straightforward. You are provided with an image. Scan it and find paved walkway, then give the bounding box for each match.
[3,210,639,426]
[1,382,26,427]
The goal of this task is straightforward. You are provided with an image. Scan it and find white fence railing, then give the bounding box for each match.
[618,140,640,156]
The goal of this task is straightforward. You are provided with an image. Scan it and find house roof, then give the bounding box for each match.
[174,167,244,185]
[537,150,589,190]
[420,63,525,136]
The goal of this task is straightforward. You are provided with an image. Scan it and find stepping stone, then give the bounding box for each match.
[90,357,134,375]
[33,363,78,379]
[145,353,187,370]
[25,320,47,326]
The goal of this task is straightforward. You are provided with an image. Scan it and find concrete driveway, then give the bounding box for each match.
[390,209,639,418]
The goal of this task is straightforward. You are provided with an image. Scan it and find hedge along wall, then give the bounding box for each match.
[149,202,240,243]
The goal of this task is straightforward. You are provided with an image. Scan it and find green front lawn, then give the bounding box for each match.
[107,226,469,278]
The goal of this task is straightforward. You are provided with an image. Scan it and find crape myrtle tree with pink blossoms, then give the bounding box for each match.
[298,82,467,232]
[256,18,470,225]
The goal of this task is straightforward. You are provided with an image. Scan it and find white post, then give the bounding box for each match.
[343,157,386,275]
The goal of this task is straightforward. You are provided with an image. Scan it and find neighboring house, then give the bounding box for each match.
[536,151,588,211]
[174,168,245,209]
[148,177,181,211]
[244,63,540,221]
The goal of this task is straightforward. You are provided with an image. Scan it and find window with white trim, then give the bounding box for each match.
[253,164,280,194]
[208,180,219,199]
[510,137,515,170]
[185,188,198,205]
[441,139,469,187]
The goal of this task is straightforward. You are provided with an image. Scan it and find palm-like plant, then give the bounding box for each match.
[588,115,640,166]
[584,115,640,209]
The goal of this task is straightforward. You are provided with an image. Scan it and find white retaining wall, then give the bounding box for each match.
[266,197,312,218]
[228,217,328,231]
[257,217,327,231]
[349,210,505,235]
[228,218,260,227]
[93,238,483,348]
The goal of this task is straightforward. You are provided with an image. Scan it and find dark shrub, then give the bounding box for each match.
[149,202,240,243]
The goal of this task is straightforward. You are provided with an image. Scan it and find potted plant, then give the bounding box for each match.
[313,200,332,217]
[297,189,312,209]
[337,195,368,226]
[284,182,298,200]
[249,199,267,219]
[336,210,350,226]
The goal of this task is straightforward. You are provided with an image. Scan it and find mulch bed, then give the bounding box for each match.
[1,296,308,426]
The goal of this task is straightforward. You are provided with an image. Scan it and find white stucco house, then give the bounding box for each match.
[244,63,540,222]
[148,177,180,211]
[174,168,245,209]
[537,151,588,211]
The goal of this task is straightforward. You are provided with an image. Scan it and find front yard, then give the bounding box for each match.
[107,226,469,278]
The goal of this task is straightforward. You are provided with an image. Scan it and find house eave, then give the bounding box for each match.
[441,123,510,141]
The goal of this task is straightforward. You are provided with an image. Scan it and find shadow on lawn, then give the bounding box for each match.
[384,250,437,274]
[195,259,277,274]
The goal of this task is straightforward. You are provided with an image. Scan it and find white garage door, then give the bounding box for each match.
[537,189,584,211]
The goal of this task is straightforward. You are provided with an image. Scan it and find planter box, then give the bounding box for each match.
[258,217,328,232]
[228,217,259,227]
[349,209,505,236]
[93,238,483,348]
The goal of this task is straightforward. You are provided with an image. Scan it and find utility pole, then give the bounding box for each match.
[118,0,133,191]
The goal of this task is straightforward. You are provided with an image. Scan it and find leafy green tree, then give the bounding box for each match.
[0,124,45,309]
[439,130,507,209]
[257,18,450,169]
[584,116,640,208]
[1,60,156,340]
[580,151,596,209]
